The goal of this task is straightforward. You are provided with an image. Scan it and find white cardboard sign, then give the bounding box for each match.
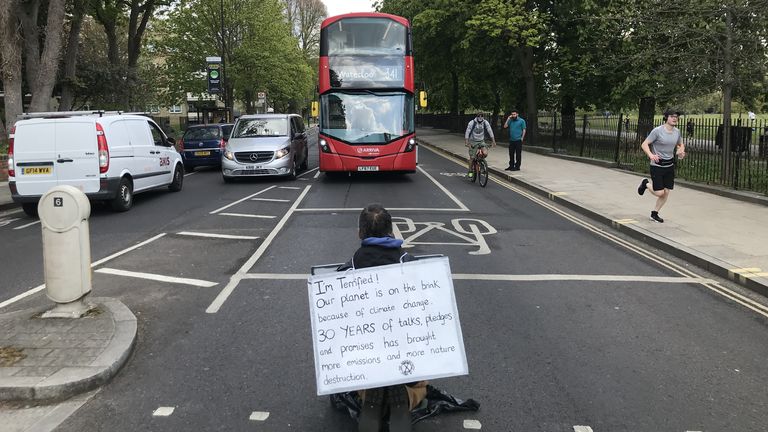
[308,256,468,395]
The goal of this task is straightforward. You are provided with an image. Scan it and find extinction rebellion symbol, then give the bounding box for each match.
[399,360,415,376]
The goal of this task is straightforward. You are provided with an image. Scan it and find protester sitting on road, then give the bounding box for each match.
[637,109,687,223]
[464,112,495,178]
[337,203,428,432]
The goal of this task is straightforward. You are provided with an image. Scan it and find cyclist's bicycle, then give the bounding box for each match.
[468,147,489,187]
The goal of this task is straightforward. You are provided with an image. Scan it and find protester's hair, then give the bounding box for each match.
[510,108,518,114]
[359,203,393,238]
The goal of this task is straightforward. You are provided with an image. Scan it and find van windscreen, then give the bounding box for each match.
[232,118,288,138]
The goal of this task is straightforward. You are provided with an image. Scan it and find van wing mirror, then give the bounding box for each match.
[167,137,176,146]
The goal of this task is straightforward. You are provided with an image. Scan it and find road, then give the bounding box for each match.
[1,131,768,431]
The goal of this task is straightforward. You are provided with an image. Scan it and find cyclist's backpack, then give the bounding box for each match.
[470,119,489,139]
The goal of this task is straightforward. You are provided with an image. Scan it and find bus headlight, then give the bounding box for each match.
[275,146,291,159]
[405,138,416,152]
[319,138,331,153]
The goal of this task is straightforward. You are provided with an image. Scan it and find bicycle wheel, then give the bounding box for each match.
[478,160,489,187]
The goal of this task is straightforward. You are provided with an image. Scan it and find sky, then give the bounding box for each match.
[322,0,375,17]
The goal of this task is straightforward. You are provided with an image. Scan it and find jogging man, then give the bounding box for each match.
[637,108,687,223]
[464,112,496,178]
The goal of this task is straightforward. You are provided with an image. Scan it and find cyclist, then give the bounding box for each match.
[464,112,496,178]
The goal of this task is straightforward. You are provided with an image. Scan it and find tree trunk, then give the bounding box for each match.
[491,83,501,131]
[59,0,86,111]
[125,0,155,110]
[19,0,41,93]
[518,46,537,144]
[28,0,68,112]
[1,1,24,129]
[561,95,576,139]
[721,7,733,185]
[450,70,459,116]
[637,96,655,141]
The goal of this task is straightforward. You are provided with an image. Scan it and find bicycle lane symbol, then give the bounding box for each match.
[391,217,497,255]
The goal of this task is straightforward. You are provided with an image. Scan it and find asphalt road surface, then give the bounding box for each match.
[1,130,767,431]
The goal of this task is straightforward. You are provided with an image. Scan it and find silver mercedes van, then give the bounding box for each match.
[221,114,308,182]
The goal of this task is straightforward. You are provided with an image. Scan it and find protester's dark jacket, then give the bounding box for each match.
[338,237,414,271]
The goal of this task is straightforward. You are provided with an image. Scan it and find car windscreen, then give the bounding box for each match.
[320,91,414,144]
[232,118,288,138]
[183,126,221,140]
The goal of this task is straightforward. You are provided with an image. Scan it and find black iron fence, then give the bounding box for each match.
[416,113,768,196]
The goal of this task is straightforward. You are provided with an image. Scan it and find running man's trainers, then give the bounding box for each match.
[638,178,649,195]
[650,211,664,223]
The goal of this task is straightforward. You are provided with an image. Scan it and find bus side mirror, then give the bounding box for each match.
[419,91,428,108]
[311,101,319,117]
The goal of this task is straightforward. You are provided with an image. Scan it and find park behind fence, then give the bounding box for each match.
[416,113,768,196]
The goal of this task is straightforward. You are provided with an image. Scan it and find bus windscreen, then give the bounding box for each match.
[320,91,414,144]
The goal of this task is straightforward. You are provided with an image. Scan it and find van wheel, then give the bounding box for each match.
[169,165,184,191]
[22,203,38,218]
[299,146,308,171]
[111,178,133,212]
[287,158,297,180]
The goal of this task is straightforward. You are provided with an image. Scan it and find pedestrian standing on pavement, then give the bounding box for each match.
[503,109,526,171]
[464,112,495,178]
[637,109,686,223]
[337,203,428,432]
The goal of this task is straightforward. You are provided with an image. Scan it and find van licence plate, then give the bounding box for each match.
[194,151,211,156]
[357,166,379,172]
[22,167,52,175]
[244,165,262,170]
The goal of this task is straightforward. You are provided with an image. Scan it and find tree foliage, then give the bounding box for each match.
[157,0,312,115]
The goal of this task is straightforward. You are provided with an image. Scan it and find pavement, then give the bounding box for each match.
[0,127,767,407]
[0,298,136,402]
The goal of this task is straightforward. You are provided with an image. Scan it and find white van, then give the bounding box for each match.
[8,112,184,217]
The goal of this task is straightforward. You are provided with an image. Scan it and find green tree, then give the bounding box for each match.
[157,0,312,116]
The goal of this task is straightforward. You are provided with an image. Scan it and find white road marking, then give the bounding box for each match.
[95,268,218,287]
[14,220,41,230]
[210,185,277,214]
[0,217,21,228]
[207,185,311,313]
[278,186,301,190]
[295,207,465,213]
[184,171,198,177]
[152,407,175,417]
[0,208,23,218]
[219,212,276,219]
[0,234,167,310]
[251,198,290,202]
[573,427,593,432]
[463,419,482,429]
[240,272,715,284]
[298,167,319,178]
[418,165,470,211]
[176,231,259,240]
[92,233,167,267]
[249,411,270,421]
[313,171,321,179]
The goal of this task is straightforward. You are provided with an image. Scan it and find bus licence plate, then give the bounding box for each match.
[194,151,211,156]
[22,167,52,175]
[357,166,379,172]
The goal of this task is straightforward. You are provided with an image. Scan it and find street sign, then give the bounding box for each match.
[206,56,222,94]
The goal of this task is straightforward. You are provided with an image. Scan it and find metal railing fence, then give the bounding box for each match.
[416,113,768,195]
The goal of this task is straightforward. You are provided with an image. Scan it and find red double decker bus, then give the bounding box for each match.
[317,13,419,174]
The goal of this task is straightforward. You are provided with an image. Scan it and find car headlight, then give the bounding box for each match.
[223,148,235,160]
[275,146,290,159]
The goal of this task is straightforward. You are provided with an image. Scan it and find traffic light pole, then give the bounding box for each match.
[220,0,229,122]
